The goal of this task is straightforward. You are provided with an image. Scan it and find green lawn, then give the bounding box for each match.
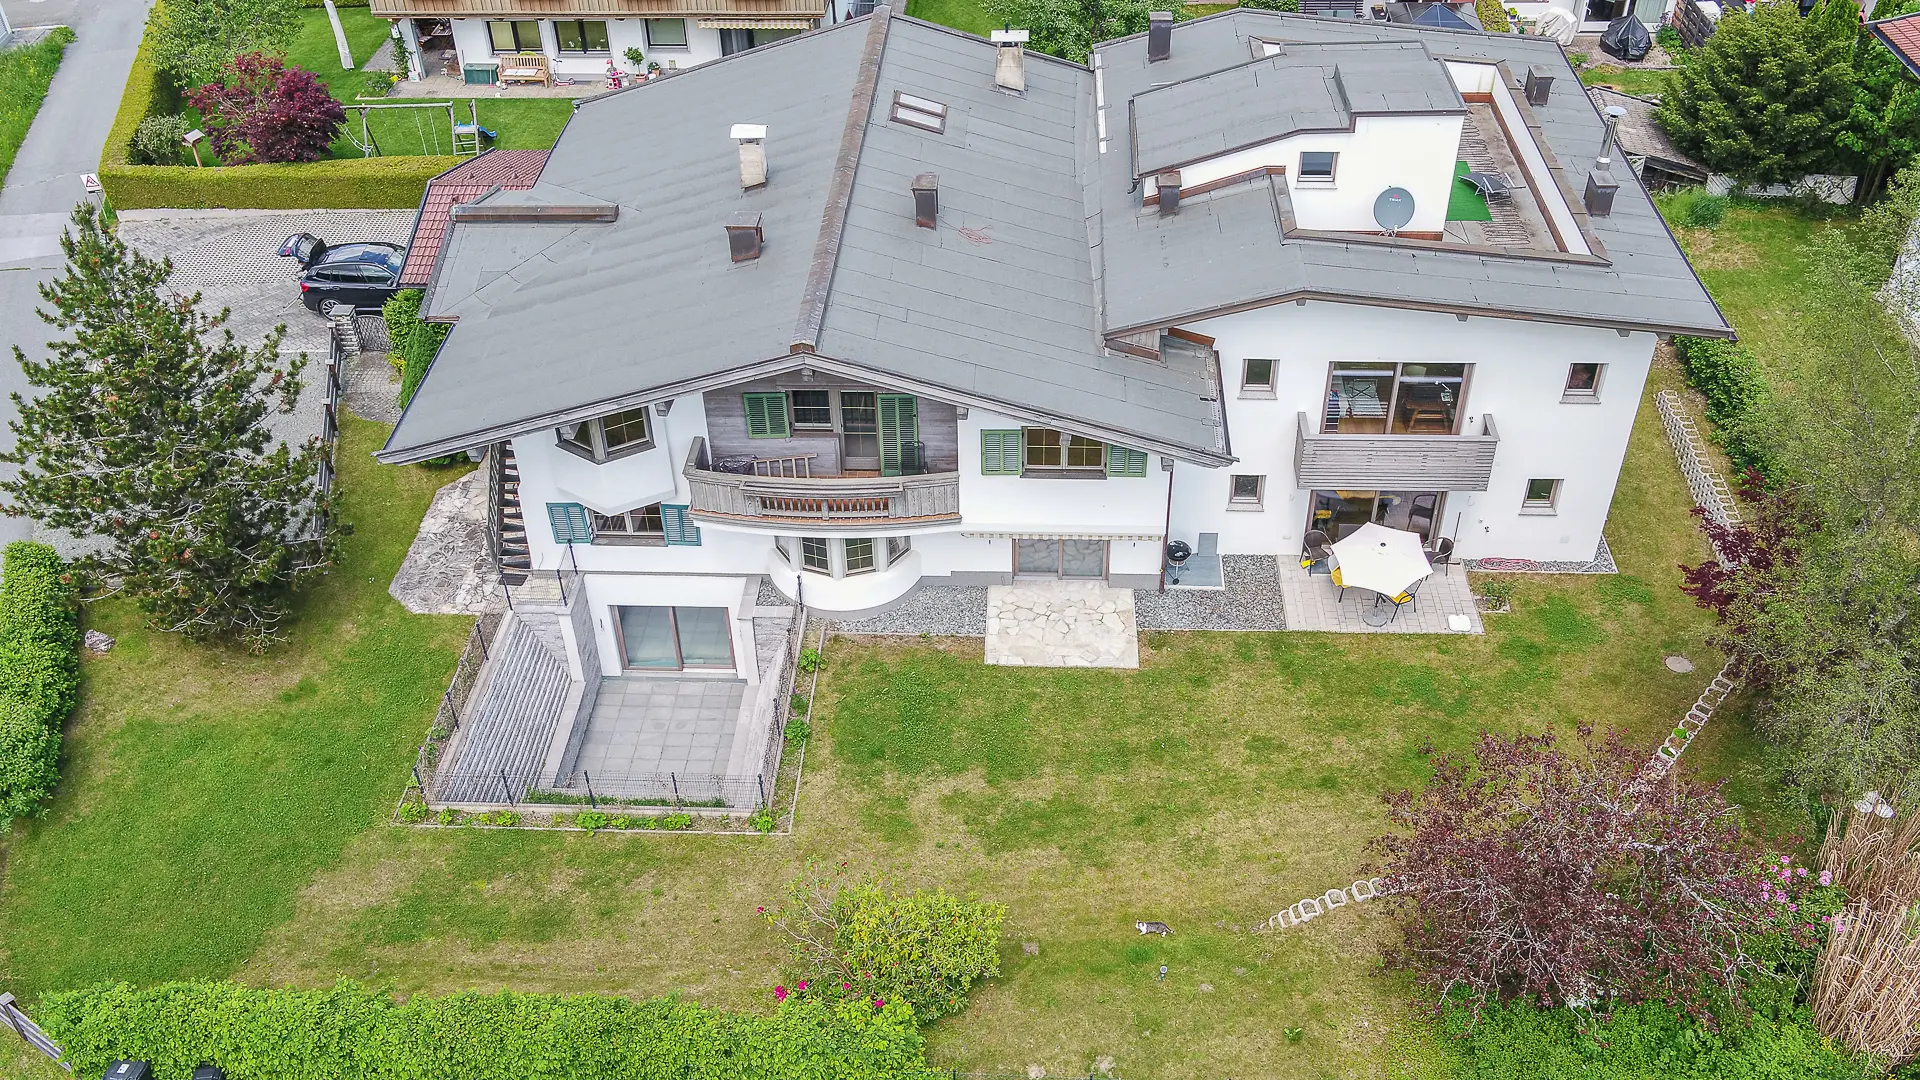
[0,28,75,192]
[1578,64,1673,98]
[1,370,1763,1080]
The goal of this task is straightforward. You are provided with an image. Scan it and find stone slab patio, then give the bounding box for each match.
[565,677,746,779]
[390,470,500,616]
[1277,561,1483,635]
[985,580,1140,668]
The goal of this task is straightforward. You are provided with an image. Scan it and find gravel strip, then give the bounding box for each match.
[755,576,790,607]
[1464,536,1617,574]
[1133,554,1286,631]
[826,584,990,636]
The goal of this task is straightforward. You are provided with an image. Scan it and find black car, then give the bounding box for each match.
[280,233,406,316]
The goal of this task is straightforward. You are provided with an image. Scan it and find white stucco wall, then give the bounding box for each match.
[1174,114,1463,235]
[957,408,1172,536]
[445,17,726,81]
[580,572,760,678]
[1176,300,1655,563]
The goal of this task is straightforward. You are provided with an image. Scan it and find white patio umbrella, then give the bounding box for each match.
[1329,522,1433,598]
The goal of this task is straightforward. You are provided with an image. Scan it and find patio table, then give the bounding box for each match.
[1329,557,1397,627]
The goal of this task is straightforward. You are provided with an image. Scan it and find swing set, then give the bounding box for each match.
[343,100,495,158]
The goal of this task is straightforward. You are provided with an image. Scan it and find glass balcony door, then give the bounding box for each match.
[1323,363,1467,435]
[1015,539,1108,579]
[1307,490,1444,543]
[615,606,734,671]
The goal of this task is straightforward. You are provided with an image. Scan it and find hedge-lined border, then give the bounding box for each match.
[101,0,459,209]
[0,541,79,829]
[39,980,930,1080]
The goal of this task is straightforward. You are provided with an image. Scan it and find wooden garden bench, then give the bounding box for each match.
[499,53,550,86]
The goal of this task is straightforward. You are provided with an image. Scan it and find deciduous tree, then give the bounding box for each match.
[1369,727,1784,1018]
[981,0,1183,63]
[0,203,337,650]
[188,53,345,166]
[149,0,301,89]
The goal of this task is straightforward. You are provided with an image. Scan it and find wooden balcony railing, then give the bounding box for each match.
[683,437,960,529]
[1294,412,1499,491]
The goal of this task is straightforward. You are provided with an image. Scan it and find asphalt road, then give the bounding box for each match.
[0,0,152,544]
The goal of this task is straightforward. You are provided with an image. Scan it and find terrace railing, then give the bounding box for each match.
[1294,412,1500,492]
[683,437,960,529]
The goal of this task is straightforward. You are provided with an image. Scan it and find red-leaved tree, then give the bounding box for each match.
[188,53,344,165]
[1368,726,1791,1020]
[1678,470,1803,635]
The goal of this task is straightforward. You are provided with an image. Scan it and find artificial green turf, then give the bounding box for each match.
[0,417,473,994]
[0,28,75,193]
[1448,159,1492,222]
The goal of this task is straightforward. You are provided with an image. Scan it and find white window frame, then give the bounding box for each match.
[1297,151,1338,185]
[1228,473,1266,510]
[1241,357,1276,396]
[556,407,654,463]
[643,18,689,48]
[1563,362,1605,403]
[794,535,910,578]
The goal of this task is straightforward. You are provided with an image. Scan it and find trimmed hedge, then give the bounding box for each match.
[298,0,370,6]
[101,6,183,171]
[382,288,449,406]
[0,541,79,828]
[39,980,930,1080]
[1673,335,1774,478]
[100,155,460,210]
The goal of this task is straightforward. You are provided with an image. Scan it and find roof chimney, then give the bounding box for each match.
[1584,106,1626,217]
[991,28,1028,92]
[725,210,764,261]
[1598,105,1626,169]
[1147,11,1172,62]
[1523,65,1552,106]
[1155,170,1181,216]
[731,123,767,190]
[911,173,939,228]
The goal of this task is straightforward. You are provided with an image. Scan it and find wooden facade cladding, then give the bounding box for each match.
[683,437,961,530]
[1293,411,1500,491]
[369,0,825,18]
[702,373,961,475]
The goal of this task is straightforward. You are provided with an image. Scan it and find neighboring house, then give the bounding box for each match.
[1585,87,1706,190]
[399,150,550,289]
[382,8,1728,804]
[371,0,856,84]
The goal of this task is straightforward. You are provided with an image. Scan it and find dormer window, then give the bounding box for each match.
[557,406,654,462]
[890,92,948,134]
[1298,152,1337,185]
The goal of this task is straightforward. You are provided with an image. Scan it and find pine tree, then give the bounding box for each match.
[0,203,337,650]
[1656,0,1857,186]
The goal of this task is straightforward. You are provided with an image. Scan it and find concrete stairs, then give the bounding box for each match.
[434,612,573,804]
[496,443,531,578]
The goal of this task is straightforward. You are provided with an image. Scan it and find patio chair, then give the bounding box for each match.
[1300,529,1333,575]
[1460,170,1514,202]
[1407,493,1437,536]
[1388,578,1424,622]
[1425,536,1456,576]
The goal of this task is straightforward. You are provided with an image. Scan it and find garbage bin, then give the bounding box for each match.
[463,61,499,86]
[104,1064,151,1080]
[193,1066,228,1080]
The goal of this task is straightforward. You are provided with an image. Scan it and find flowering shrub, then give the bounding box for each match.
[761,860,1005,1021]
[187,53,344,165]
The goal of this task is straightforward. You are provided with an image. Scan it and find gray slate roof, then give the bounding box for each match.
[1132,41,1463,179]
[381,7,1729,465]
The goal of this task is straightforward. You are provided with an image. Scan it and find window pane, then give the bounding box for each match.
[1061,540,1106,578]
[601,408,649,451]
[801,536,831,572]
[1300,151,1336,178]
[1326,365,1392,433]
[845,538,876,574]
[593,505,663,535]
[1391,363,1466,435]
[887,534,910,562]
[555,20,584,50]
[1025,429,1063,468]
[489,20,516,50]
[585,20,609,50]
[1231,474,1263,501]
[558,420,594,455]
[618,606,679,669]
[1066,436,1105,469]
[790,389,832,428]
[1524,478,1559,505]
[1244,358,1274,389]
[645,18,687,46]
[1016,538,1059,574]
[840,391,877,433]
[1566,363,1601,393]
[674,606,733,667]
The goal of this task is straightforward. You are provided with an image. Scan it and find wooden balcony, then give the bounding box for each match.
[683,437,960,531]
[371,0,825,17]
[1294,412,1499,491]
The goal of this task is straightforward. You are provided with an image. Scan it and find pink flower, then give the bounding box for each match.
[1781,855,1792,865]
[797,981,809,991]
[756,906,766,913]
[1795,867,1808,877]
[1789,904,1798,912]
[873,998,885,1009]
[842,982,852,991]
[1819,870,1833,886]
[773,986,789,1002]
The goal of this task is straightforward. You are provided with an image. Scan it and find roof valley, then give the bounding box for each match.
[790,5,895,355]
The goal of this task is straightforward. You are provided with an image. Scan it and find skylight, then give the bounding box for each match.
[890,92,948,134]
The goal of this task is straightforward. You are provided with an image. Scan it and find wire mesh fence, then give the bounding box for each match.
[408,608,504,801]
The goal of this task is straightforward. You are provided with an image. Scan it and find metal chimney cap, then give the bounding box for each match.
[1148,9,1173,18]
[990,28,1029,43]
[730,123,767,142]
[1604,105,1627,121]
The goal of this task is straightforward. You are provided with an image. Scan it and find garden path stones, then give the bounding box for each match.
[1665,655,1695,673]
[389,470,501,615]
[984,580,1139,668]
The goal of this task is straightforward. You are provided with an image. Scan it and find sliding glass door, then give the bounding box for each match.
[615,606,734,671]
[1323,363,1468,435]
[1014,539,1108,579]
[1307,490,1445,543]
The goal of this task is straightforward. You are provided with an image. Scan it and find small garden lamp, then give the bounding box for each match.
[183,128,205,168]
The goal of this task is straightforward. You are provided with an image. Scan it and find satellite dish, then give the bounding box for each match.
[1374,187,1415,236]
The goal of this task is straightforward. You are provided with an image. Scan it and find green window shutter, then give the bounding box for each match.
[546,502,592,544]
[981,430,1022,475]
[878,394,918,476]
[661,504,702,546]
[743,393,789,438]
[1107,445,1148,477]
